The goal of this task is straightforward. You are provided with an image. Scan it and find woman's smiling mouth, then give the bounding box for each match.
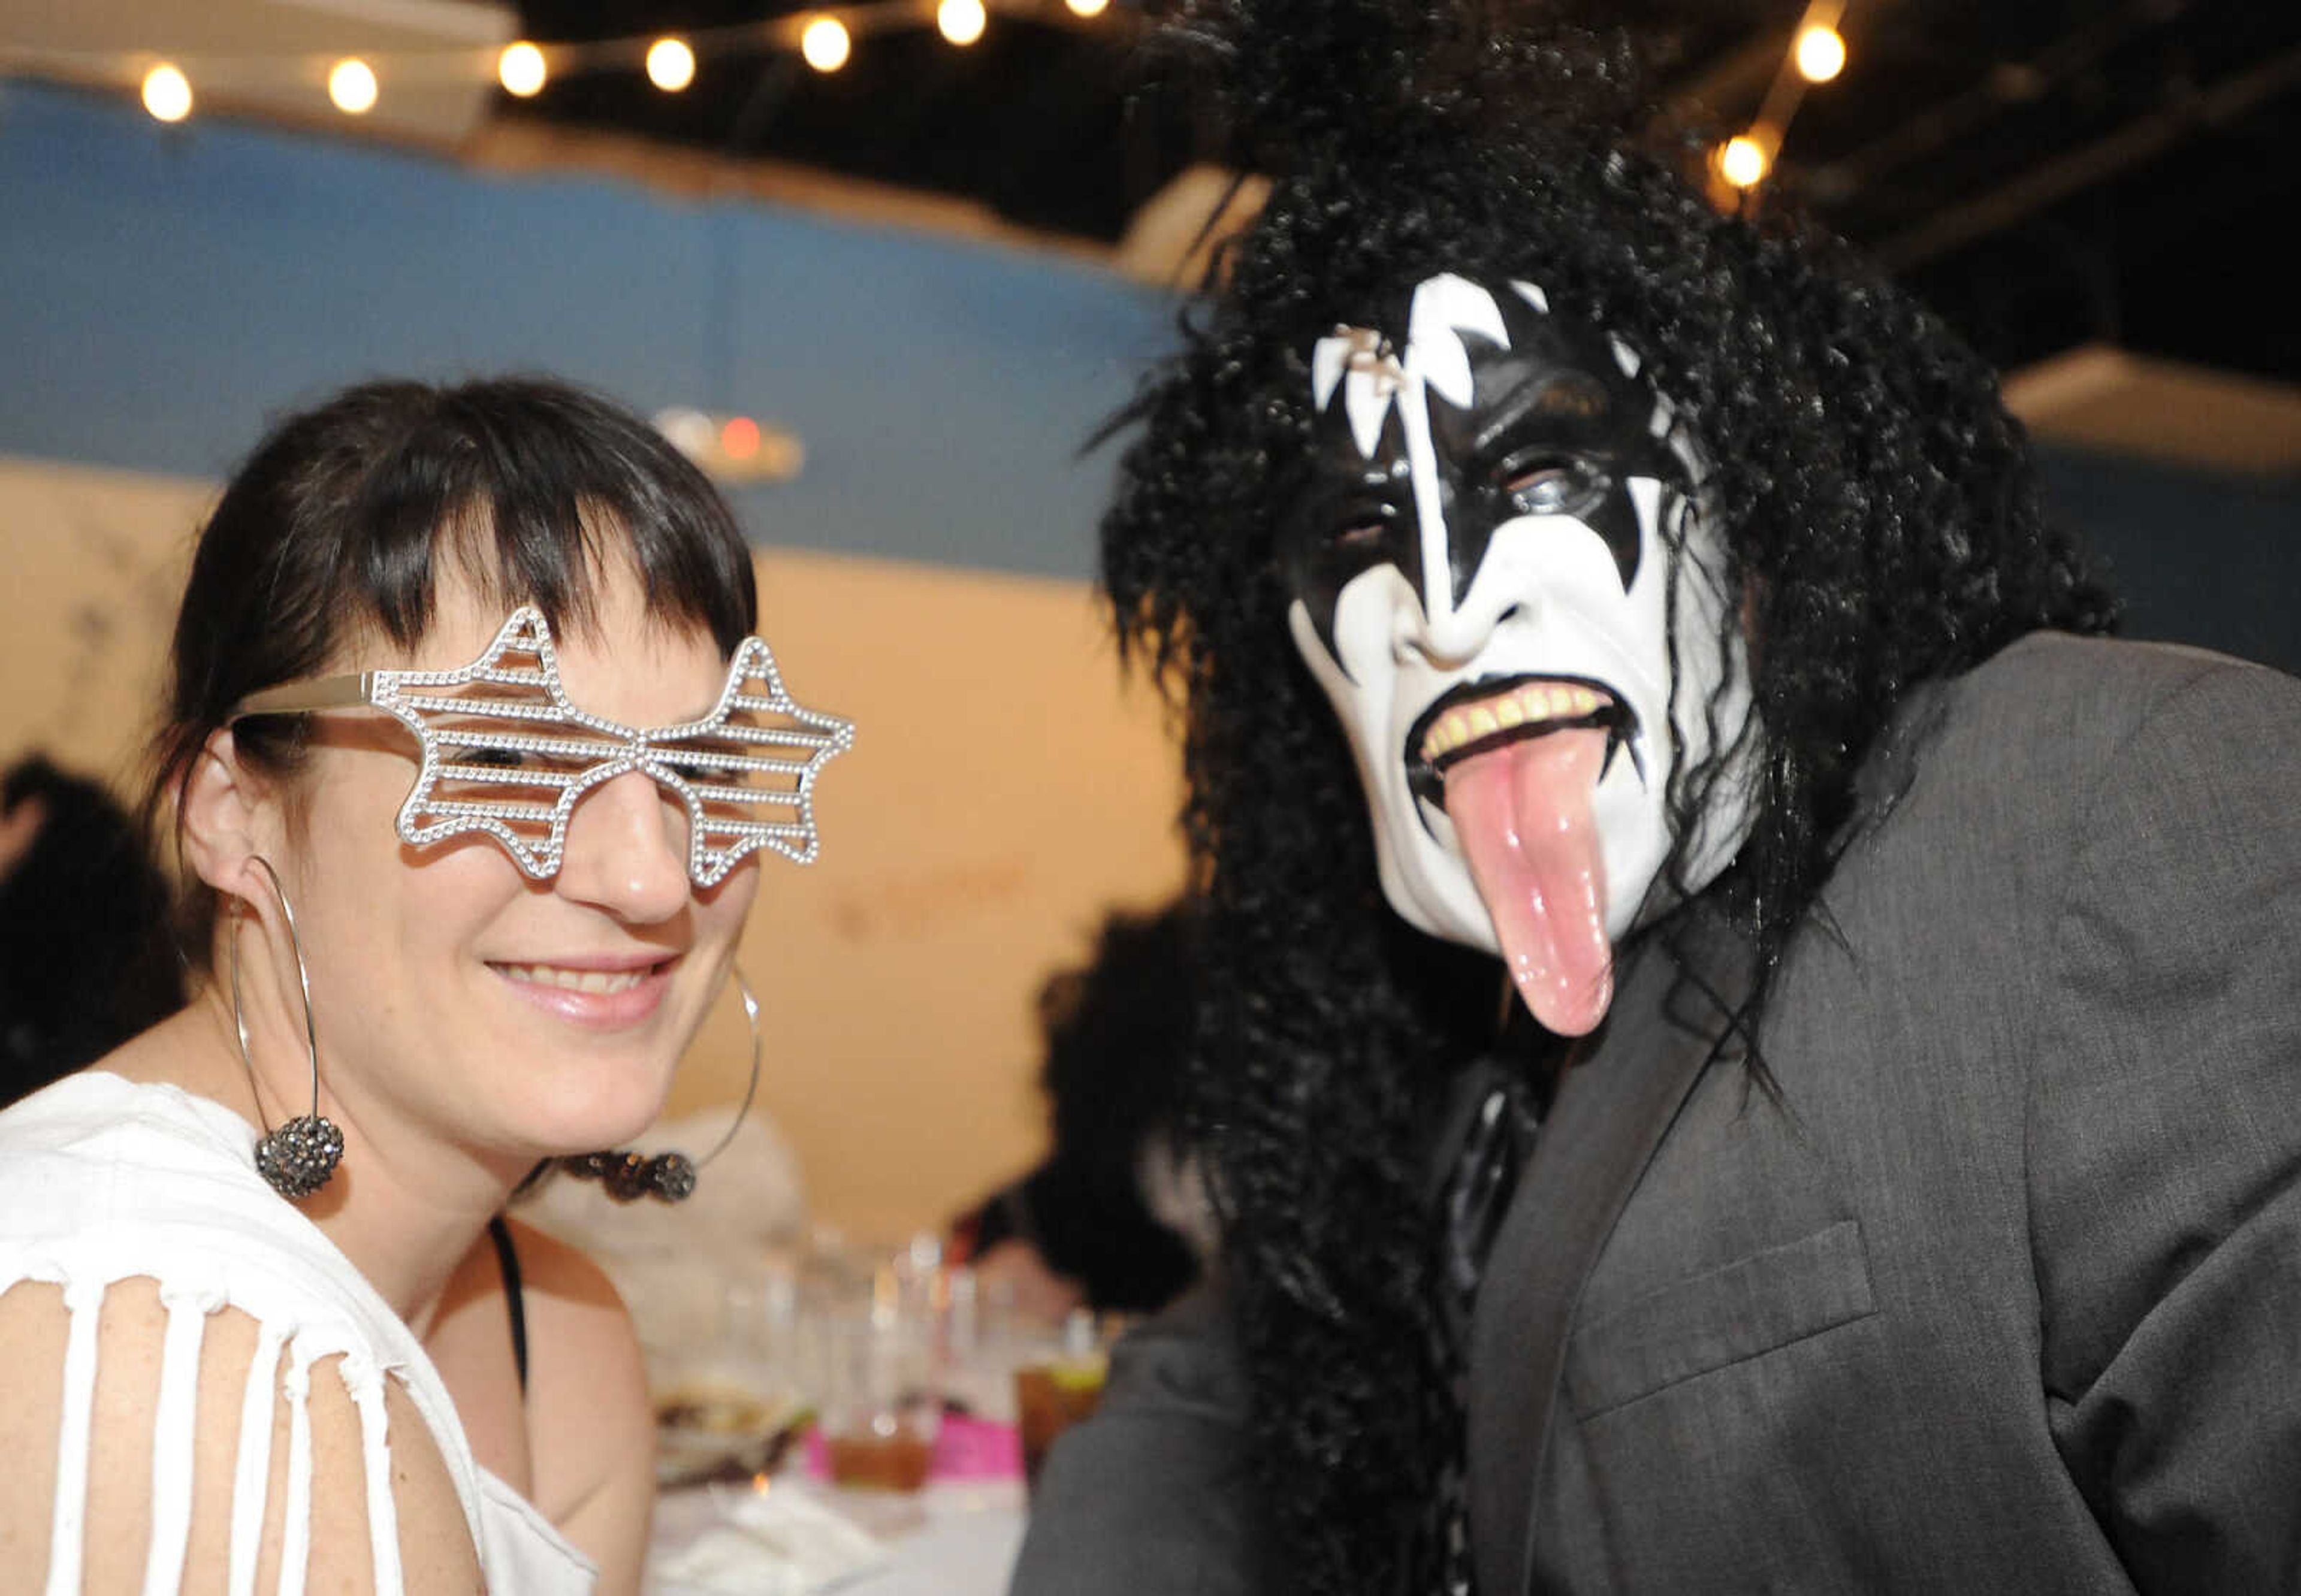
[494,961,660,994]
[488,956,679,1027]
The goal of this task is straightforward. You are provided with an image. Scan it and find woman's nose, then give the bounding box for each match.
[555,769,690,924]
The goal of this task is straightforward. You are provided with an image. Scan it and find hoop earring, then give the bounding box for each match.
[560,966,761,1204]
[229,856,345,1200]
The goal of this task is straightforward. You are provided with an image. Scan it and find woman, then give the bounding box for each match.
[0,377,850,1591]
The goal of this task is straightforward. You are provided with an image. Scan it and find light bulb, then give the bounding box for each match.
[1794,26,1846,84]
[647,37,696,92]
[801,17,851,73]
[328,58,378,115]
[142,63,192,123]
[1066,0,1109,15]
[499,41,548,98]
[1719,135,1769,189]
[938,0,987,47]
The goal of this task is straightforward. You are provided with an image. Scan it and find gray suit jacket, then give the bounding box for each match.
[1014,634,2301,1594]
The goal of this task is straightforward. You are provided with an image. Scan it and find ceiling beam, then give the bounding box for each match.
[1876,42,2301,270]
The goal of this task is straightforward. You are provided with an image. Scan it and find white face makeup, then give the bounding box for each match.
[1281,273,1757,1035]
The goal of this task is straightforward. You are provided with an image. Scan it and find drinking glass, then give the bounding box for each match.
[810,1254,943,1492]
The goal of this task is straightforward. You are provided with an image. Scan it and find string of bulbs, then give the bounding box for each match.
[40,0,1124,126]
[41,0,1843,202]
[1716,3,1853,193]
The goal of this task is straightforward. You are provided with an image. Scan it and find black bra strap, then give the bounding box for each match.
[487,1213,530,1398]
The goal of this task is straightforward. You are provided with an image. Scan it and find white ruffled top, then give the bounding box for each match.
[0,1071,596,1594]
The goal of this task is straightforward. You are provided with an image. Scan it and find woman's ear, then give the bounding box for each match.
[179,730,274,897]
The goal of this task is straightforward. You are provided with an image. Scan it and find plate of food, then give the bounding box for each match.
[655,1378,813,1489]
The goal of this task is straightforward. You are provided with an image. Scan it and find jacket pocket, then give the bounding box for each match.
[1565,1218,1877,1419]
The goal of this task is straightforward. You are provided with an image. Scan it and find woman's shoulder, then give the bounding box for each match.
[2,1072,319,1280]
[424,1216,646,1591]
[0,1261,493,1591]
[503,1218,653,1436]
[0,1066,253,1160]
[1,1071,266,1253]
[0,1077,496,1589]
[500,1220,654,1583]
[0,1068,267,1201]
[0,1071,440,1419]
[430,1216,650,1466]
[487,1217,654,1473]
[0,1083,596,1590]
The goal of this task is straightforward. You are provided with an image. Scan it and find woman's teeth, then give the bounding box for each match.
[1421,681,1610,763]
[498,962,654,994]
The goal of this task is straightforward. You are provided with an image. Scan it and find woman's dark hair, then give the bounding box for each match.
[1102,4,2118,1591]
[146,375,758,956]
[1,755,184,1104]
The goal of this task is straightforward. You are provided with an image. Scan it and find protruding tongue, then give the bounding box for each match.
[1443,726,1614,1035]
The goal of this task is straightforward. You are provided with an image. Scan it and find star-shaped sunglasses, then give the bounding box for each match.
[228,606,854,887]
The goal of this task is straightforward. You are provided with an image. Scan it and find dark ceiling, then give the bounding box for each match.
[507,0,2301,383]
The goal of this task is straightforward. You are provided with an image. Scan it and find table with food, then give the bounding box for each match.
[620,1235,1112,1596]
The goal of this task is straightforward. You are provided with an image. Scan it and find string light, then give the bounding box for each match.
[498,41,548,98]
[1794,25,1847,84]
[58,1,1148,132]
[327,58,378,115]
[646,36,696,92]
[1719,134,1769,189]
[141,63,192,123]
[801,17,852,73]
[937,0,987,47]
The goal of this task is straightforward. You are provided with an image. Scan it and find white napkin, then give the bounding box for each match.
[654,1488,891,1595]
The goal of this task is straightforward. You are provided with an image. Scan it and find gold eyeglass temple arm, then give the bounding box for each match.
[228,673,381,721]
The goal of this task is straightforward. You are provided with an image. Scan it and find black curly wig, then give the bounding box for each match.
[1098,2,2118,1591]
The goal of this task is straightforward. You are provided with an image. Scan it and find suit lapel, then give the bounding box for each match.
[1465,910,1754,1596]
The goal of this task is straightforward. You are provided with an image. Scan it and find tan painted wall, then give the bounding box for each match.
[0,455,212,788]
[0,453,1188,1240]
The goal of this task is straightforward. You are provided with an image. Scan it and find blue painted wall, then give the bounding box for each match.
[3,77,2293,669]
[2038,450,2299,675]
[0,78,1174,581]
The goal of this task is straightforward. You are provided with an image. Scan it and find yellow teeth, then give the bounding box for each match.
[499,962,650,994]
[1418,682,1608,764]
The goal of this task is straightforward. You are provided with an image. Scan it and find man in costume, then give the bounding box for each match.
[1012,2,2301,1592]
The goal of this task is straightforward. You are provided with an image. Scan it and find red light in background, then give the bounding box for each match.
[720,416,762,458]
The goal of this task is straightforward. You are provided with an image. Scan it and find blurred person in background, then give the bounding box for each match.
[1,753,183,1106]
[955,900,1211,1322]
[0,376,850,1593]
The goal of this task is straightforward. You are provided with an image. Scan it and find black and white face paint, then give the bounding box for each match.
[1279,273,1756,1035]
